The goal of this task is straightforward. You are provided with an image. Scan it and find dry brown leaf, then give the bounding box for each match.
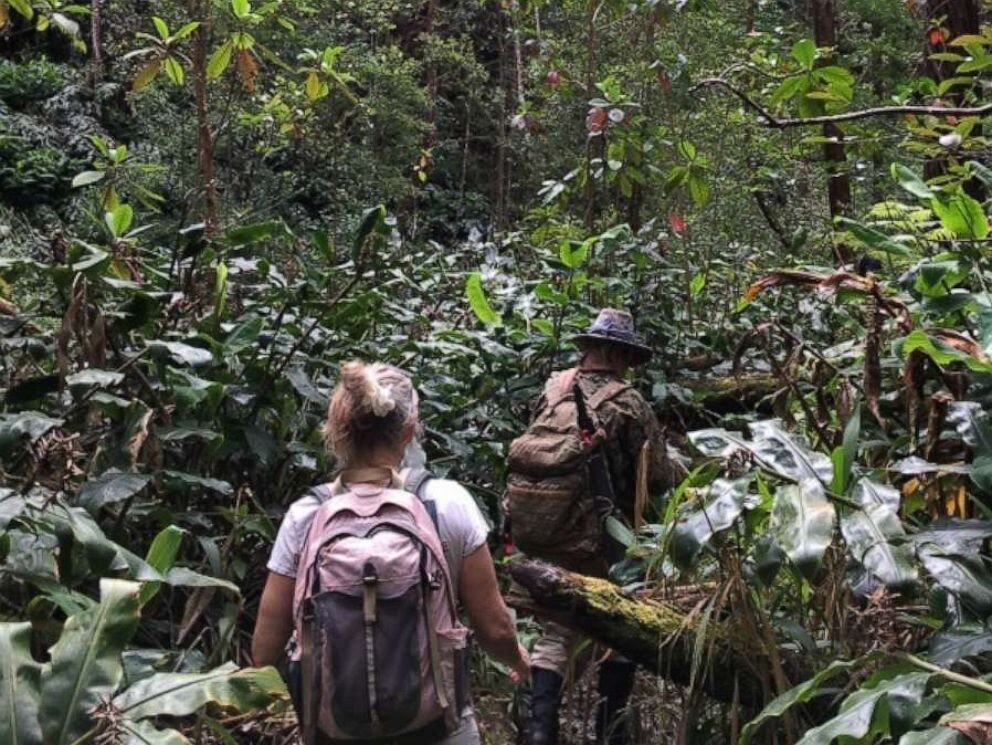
[949,721,992,744]
[237,48,258,92]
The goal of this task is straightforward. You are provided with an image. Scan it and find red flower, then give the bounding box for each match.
[927,27,945,46]
[547,70,561,87]
[668,214,686,235]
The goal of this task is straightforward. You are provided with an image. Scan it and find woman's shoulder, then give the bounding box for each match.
[423,478,490,524]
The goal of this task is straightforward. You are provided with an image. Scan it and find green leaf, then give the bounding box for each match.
[223,316,264,356]
[892,164,934,200]
[133,59,161,93]
[559,240,589,269]
[928,627,992,666]
[152,16,169,40]
[7,0,34,20]
[748,420,834,484]
[899,330,992,374]
[71,170,106,188]
[604,516,634,548]
[918,548,992,618]
[224,220,286,246]
[899,728,971,745]
[841,504,918,590]
[689,272,706,297]
[466,273,501,327]
[146,340,213,368]
[173,21,200,40]
[0,622,43,745]
[771,481,836,580]
[352,205,386,263]
[231,0,250,19]
[831,404,861,494]
[932,194,989,240]
[106,204,134,238]
[837,218,914,258]
[940,703,992,728]
[66,369,124,393]
[207,40,234,79]
[40,579,141,745]
[852,479,901,512]
[795,687,889,745]
[791,39,817,69]
[740,658,869,745]
[670,477,752,568]
[140,526,186,606]
[947,402,992,457]
[213,261,228,323]
[0,412,63,460]
[78,471,152,513]
[121,721,190,744]
[163,56,185,86]
[114,664,285,721]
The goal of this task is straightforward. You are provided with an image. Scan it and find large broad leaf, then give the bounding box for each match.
[0,622,43,745]
[932,193,989,240]
[0,412,63,460]
[796,687,890,745]
[841,504,917,590]
[740,658,867,745]
[146,341,213,368]
[919,548,992,618]
[852,479,901,512]
[113,663,286,721]
[688,428,748,458]
[929,626,992,666]
[770,482,836,579]
[670,477,754,568]
[748,420,833,484]
[899,728,970,745]
[900,331,992,374]
[40,579,141,745]
[948,402,992,457]
[466,272,501,327]
[911,520,992,554]
[78,471,152,513]
[0,490,26,529]
[139,526,186,607]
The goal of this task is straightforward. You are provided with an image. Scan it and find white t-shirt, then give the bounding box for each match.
[266,476,490,599]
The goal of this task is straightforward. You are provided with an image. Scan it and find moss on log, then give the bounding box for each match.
[508,560,771,707]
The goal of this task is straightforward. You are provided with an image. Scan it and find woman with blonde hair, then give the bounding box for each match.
[253,361,529,744]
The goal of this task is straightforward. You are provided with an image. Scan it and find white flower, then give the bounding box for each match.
[939,132,962,148]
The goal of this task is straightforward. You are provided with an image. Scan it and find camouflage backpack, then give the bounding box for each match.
[506,370,629,570]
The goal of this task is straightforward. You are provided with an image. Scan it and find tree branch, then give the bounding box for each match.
[692,78,992,129]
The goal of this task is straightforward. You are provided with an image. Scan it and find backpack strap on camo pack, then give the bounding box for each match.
[404,467,439,533]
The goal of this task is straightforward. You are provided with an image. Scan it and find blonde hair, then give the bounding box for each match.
[322,361,418,465]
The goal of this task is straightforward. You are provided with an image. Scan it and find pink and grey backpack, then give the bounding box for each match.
[293,468,469,743]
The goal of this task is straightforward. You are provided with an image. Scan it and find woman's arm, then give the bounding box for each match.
[251,572,296,667]
[459,544,530,680]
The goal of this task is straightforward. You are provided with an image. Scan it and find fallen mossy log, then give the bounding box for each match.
[681,374,780,415]
[508,560,781,708]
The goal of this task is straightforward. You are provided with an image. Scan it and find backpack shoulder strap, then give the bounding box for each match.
[588,379,633,411]
[404,467,439,533]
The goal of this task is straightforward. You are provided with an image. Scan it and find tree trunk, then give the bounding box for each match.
[508,560,783,708]
[810,0,852,265]
[189,1,219,237]
[88,0,103,86]
[924,0,984,200]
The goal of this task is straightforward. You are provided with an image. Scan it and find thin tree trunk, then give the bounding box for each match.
[924,0,984,200]
[190,1,219,237]
[810,0,852,265]
[88,0,103,86]
[583,0,600,232]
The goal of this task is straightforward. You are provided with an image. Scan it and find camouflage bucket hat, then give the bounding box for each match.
[572,308,652,366]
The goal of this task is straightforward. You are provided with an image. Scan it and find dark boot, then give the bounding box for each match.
[595,659,636,745]
[528,667,564,745]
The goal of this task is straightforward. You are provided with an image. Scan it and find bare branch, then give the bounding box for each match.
[692,78,992,129]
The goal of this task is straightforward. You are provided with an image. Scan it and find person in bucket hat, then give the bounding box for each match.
[507,309,680,745]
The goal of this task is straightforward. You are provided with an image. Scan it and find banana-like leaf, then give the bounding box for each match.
[0,622,43,745]
[911,520,992,554]
[770,481,836,579]
[40,579,141,745]
[670,477,754,568]
[948,401,992,456]
[940,703,992,727]
[122,720,190,744]
[114,663,286,721]
[0,489,26,529]
[841,504,917,590]
[749,420,833,484]
[853,479,901,511]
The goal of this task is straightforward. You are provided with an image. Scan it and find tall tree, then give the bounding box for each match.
[810,0,852,264]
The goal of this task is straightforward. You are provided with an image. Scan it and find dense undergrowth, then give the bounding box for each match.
[3,0,992,742]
